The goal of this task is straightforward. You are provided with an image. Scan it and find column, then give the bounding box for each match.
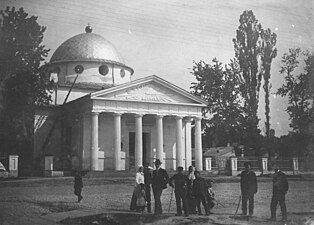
[91,112,99,171]
[293,157,299,175]
[9,155,19,177]
[114,113,122,171]
[135,114,143,167]
[156,115,164,161]
[195,117,203,171]
[230,157,238,176]
[205,157,212,171]
[261,157,268,174]
[44,155,54,177]
[176,116,184,168]
[185,118,193,169]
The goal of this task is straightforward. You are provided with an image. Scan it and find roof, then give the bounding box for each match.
[203,146,235,157]
[50,27,125,66]
[90,75,208,106]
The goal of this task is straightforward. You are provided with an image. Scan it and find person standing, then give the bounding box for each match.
[240,162,257,217]
[130,166,145,211]
[193,171,209,215]
[169,166,189,216]
[270,167,289,222]
[144,162,153,213]
[152,159,169,215]
[187,165,196,214]
[74,171,83,203]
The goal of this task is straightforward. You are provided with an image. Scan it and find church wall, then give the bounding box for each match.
[82,114,92,170]
[98,113,115,170]
[34,108,62,173]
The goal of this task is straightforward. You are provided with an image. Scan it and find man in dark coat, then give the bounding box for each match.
[193,170,209,215]
[270,167,289,222]
[240,162,257,216]
[74,171,83,203]
[152,159,169,215]
[169,166,189,216]
[144,162,153,213]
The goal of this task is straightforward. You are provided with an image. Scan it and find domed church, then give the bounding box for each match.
[34,26,206,173]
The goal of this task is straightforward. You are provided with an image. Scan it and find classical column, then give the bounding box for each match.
[135,114,143,167]
[113,113,122,171]
[156,115,164,161]
[176,116,184,168]
[195,117,203,171]
[185,118,193,169]
[91,112,99,171]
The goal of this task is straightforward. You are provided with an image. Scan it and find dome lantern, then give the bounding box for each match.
[85,25,93,33]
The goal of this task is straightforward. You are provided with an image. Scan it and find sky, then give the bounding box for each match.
[1,0,313,137]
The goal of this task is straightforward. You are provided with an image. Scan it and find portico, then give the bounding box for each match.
[70,76,207,171]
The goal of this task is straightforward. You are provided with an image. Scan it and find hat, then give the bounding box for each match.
[155,159,162,165]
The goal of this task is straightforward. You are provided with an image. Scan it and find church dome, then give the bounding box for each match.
[50,26,125,66]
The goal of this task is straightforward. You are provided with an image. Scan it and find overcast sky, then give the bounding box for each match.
[1,0,313,136]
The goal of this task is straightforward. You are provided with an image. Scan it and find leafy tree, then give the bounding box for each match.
[190,58,245,146]
[233,10,263,139]
[0,7,52,172]
[276,48,314,156]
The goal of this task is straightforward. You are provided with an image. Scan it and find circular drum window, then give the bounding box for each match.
[99,65,109,76]
[120,69,125,78]
[74,65,84,74]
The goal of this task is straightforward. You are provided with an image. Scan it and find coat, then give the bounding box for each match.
[152,168,169,190]
[240,170,257,195]
[192,177,208,198]
[273,170,288,194]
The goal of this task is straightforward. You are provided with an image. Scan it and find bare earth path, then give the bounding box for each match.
[0,177,313,225]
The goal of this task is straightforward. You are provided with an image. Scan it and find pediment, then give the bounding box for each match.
[90,76,207,106]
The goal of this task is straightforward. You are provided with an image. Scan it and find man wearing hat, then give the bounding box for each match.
[240,162,257,217]
[152,159,169,215]
[269,166,288,222]
[169,166,189,216]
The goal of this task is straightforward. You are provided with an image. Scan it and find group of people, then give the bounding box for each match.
[130,159,216,217]
[240,161,289,222]
[73,159,289,222]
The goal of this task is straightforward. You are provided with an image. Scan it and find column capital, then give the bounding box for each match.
[135,113,144,118]
[113,112,123,117]
[155,114,164,119]
[184,117,194,123]
[194,117,202,122]
[91,111,100,116]
[175,116,183,120]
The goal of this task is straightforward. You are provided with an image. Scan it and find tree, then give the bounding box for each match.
[276,48,314,156]
[190,58,245,146]
[233,10,263,139]
[0,7,52,173]
[260,28,277,139]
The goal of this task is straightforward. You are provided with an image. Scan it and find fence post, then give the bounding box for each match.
[205,157,212,171]
[261,157,268,174]
[9,155,19,177]
[44,155,54,176]
[292,157,299,175]
[230,157,238,176]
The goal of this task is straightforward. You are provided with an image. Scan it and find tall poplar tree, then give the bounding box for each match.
[260,28,277,140]
[233,10,263,151]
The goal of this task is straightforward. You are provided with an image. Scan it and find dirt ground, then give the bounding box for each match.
[0,176,313,225]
